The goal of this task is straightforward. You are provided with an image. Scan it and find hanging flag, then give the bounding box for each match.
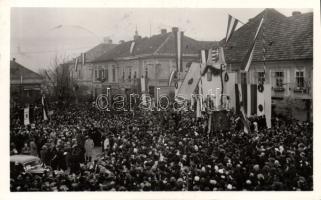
[196,61,204,118]
[130,41,135,55]
[264,83,272,128]
[81,53,86,67]
[225,14,239,44]
[242,16,264,72]
[235,83,250,134]
[45,70,52,82]
[24,106,30,125]
[74,57,79,72]
[168,69,177,86]
[42,95,48,121]
[141,76,147,106]
[177,62,201,99]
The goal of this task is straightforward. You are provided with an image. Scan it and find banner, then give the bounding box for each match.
[24,106,30,125]
[177,62,201,99]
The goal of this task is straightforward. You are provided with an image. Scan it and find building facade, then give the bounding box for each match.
[90,28,216,99]
[223,9,313,121]
[10,58,43,106]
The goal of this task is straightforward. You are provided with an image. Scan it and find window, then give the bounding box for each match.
[296,70,304,88]
[275,72,284,87]
[123,70,125,81]
[95,69,98,80]
[112,67,116,82]
[258,72,265,84]
[99,69,104,80]
[129,68,132,80]
[105,69,109,82]
[145,67,148,78]
[134,71,137,79]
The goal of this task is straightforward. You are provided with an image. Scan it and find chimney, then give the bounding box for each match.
[172,27,179,33]
[119,40,125,44]
[12,58,16,62]
[161,29,167,34]
[103,37,112,44]
[292,11,301,16]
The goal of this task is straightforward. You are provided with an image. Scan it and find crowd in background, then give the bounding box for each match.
[10,102,313,191]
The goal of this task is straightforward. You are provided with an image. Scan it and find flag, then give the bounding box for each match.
[74,57,79,72]
[177,62,201,99]
[174,30,183,73]
[264,84,272,128]
[225,14,239,44]
[42,95,48,121]
[168,69,177,86]
[235,84,250,133]
[196,62,203,118]
[81,53,86,67]
[130,41,135,54]
[45,70,52,82]
[242,16,264,72]
[24,106,30,125]
[200,49,209,64]
[141,76,147,106]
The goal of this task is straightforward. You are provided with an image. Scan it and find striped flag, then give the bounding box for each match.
[235,83,250,134]
[225,14,239,44]
[81,53,86,67]
[141,76,147,106]
[242,16,264,72]
[42,95,48,121]
[130,41,135,54]
[74,57,79,72]
[168,69,177,86]
[238,82,271,129]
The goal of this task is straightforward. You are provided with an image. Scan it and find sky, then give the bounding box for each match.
[10,7,312,72]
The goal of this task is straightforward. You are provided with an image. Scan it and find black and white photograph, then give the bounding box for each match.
[1,0,320,198]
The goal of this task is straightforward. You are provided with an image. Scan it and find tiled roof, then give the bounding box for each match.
[84,43,118,62]
[157,34,217,55]
[221,8,313,69]
[10,60,43,80]
[93,32,218,62]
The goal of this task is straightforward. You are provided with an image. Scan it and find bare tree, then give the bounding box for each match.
[39,54,75,105]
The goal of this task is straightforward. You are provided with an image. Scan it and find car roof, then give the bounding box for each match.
[10,155,40,164]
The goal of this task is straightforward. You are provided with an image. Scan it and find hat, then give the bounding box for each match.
[210,180,217,185]
[253,164,260,171]
[257,173,265,180]
[194,176,200,181]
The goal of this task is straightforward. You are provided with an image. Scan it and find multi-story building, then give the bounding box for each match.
[223,8,313,121]
[90,27,216,99]
[10,58,43,106]
[68,38,117,97]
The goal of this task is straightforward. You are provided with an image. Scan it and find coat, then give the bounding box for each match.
[84,138,94,157]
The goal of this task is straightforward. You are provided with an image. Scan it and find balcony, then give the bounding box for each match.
[293,87,308,94]
[273,87,285,92]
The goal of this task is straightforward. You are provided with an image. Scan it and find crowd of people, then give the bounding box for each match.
[10,102,313,191]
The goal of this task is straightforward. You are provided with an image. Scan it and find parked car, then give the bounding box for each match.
[10,155,49,174]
